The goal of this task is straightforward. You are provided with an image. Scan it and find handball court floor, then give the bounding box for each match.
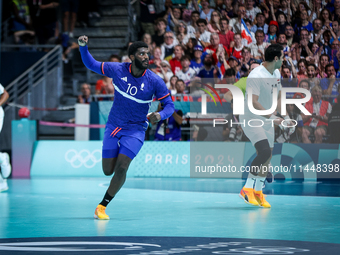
[1,177,340,254]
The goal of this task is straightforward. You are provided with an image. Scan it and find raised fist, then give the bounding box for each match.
[78,35,88,46]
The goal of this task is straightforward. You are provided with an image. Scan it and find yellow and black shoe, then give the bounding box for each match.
[94,204,110,220]
[239,187,259,206]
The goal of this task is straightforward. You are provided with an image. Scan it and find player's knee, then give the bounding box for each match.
[102,165,113,176]
[114,164,128,178]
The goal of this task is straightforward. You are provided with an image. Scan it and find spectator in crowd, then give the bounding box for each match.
[276,12,290,34]
[154,100,183,141]
[297,59,308,82]
[151,60,173,89]
[266,20,279,43]
[196,53,222,82]
[152,18,167,47]
[195,18,211,47]
[229,4,246,34]
[142,33,155,53]
[160,31,178,60]
[169,75,178,95]
[173,79,192,101]
[61,0,79,38]
[318,54,330,78]
[187,11,200,35]
[108,54,121,62]
[139,0,156,35]
[175,21,190,47]
[223,0,235,19]
[307,63,320,89]
[176,55,197,84]
[285,24,296,47]
[250,30,270,60]
[207,10,221,33]
[168,7,183,31]
[78,83,92,104]
[245,0,261,22]
[311,18,323,43]
[12,0,32,31]
[95,76,112,95]
[228,33,244,60]
[227,56,240,79]
[169,45,184,75]
[27,0,60,44]
[320,8,332,28]
[193,0,215,21]
[301,86,332,144]
[239,47,255,76]
[251,13,268,34]
[190,44,204,73]
[218,17,234,49]
[149,47,162,69]
[183,37,198,59]
[320,64,340,98]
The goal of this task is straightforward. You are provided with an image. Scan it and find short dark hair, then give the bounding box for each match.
[264,44,283,62]
[109,54,121,61]
[299,79,310,89]
[155,17,168,26]
[196,18,207,26]
[256,12,265,18]
[307,63,317,70]
[176,79,185,84]
[128,41,149,58]
[191,11,200,16]
[325,63,335,72]
[224,68,236,77]
[181,55,191,62]
[220,17,229,24]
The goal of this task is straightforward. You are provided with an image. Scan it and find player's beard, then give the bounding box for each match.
[135,58,149,70]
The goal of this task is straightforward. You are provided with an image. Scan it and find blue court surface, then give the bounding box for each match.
[1,177,340,254]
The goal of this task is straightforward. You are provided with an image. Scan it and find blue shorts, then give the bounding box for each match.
[102,126,144,160]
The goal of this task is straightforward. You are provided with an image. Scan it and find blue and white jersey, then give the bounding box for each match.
[101,62,170,132]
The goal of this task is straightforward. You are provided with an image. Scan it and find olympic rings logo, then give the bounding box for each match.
[65,149,102,168]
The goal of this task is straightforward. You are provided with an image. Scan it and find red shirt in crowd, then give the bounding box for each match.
[218,31,234,49]
[169,58,182,75]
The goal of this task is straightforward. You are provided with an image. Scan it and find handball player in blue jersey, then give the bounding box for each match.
[78,35,175,220]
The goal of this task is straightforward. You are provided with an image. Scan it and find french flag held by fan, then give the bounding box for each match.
[241,19,255,45]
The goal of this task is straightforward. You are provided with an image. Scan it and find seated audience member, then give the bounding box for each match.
[320,64,340,99]
[154,101,183,141]
[227,33,244,60]
[169,75,178,95]
[218,17,234,49]
[196,53,222,82]
[152,18,167,47]
[169,45,184,75]
[173,79,193,101]
[195,18,211,48]
[190,45,204,73]
[176,55,197,84]
[161,31,178,60]
[78,83,92,104]
[301,86,332,144]
[95,76,112,95]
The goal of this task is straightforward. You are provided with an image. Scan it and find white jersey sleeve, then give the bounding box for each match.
[0,83,4,95]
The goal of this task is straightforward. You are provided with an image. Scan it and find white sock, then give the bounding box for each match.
[0,152,4,164]
[254,176,266,191]
[0,173,4,183]
[244,173,257,188]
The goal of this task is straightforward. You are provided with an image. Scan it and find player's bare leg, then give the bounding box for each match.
[95,154,132,220]
[102,158,117,176]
